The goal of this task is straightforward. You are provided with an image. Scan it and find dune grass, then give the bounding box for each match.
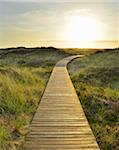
[0,66,52,149]
[0,47,118,149]
[68,49,119,150]
[0,48,71,149]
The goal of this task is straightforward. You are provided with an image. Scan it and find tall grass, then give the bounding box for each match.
[68,49,119,150]
[0,47,117,149]
[0,47,71,149]
[0,66,52,149]
[0,126,10,150]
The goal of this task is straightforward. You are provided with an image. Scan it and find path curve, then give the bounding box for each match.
[23,55,100,150]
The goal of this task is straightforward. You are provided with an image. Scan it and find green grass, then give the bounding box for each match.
[0,67,50,149]
[0,47,118,149]
[0,47,72,149]
[68,49,119,150]
[0,126,10,150]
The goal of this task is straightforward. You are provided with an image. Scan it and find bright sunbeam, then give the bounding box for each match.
[65,15,104,42]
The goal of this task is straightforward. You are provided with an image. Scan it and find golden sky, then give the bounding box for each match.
[0,0,119,48]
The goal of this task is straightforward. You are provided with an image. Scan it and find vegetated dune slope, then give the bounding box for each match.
[0,47,71,149]
[0,47,118,149]
[68,49,119,150]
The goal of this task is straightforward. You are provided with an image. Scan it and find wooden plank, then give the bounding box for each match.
[23,144,99,149]
[23,55,100,150]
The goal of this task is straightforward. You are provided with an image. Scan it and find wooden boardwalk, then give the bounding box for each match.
[23,55,100,150]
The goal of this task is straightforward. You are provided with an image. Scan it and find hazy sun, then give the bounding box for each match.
[65,15,103,42]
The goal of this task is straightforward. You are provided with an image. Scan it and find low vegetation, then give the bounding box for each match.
[68,49,119,150]
[0,47,118,149]
[0,47,70,149]
[0,66,52,149]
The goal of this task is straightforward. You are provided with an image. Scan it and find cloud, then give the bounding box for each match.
[21,10,57,22]
[66,9,91,16]
[20,8,91,22]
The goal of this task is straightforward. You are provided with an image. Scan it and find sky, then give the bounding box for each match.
[0,0,119,48]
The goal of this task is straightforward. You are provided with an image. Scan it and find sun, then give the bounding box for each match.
[65,15,103,42]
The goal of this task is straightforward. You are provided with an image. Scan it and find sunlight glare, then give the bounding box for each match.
[65,15,104,42]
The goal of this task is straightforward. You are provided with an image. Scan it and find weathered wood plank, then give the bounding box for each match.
[23,55,100,150]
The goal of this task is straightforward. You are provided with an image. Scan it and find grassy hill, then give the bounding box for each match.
[68,49,119,150]
[0,47,118,149]
[0,47,72,149]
